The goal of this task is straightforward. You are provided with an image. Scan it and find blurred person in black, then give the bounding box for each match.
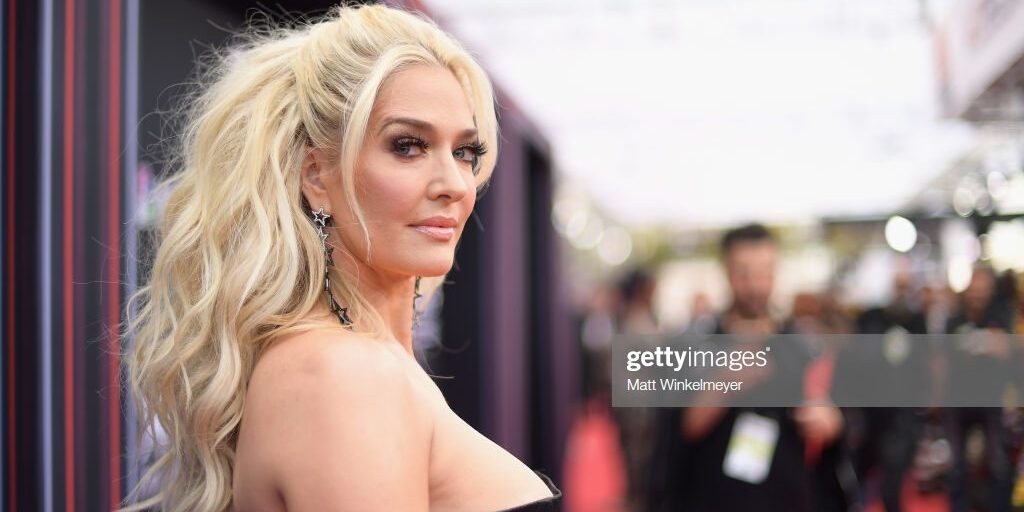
[835,262,931,512]
[922,281,954,336]
[647,223,847,512]
[578,282,622,402]
[944,263,1016,512]
[619,268,660,334]
[996,270,1019,333]
[615,268,661,510]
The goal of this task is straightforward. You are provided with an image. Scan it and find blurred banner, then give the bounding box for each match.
[937,0,1024,120]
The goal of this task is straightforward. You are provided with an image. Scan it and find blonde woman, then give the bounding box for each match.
[121,4,561,511]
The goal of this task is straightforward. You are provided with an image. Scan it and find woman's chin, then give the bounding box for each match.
[409,258,454,278]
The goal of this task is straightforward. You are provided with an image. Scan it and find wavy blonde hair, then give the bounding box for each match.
[120,4,498,511]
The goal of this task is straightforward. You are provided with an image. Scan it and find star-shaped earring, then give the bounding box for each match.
[312,206,331,227]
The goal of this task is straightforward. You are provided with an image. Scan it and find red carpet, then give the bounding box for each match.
[562,398,629,512]
[864,474,949,512]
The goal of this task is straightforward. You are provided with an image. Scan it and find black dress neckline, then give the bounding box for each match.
[495,470,562,511]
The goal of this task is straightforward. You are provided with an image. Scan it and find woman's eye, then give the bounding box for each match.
[453,147,474,164]
[393,137,428,157]
[454,141,488,174]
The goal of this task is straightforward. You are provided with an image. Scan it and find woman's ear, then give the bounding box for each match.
[301,148,334,212]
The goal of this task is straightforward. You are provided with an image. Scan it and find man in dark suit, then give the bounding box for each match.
[647,224,847,512]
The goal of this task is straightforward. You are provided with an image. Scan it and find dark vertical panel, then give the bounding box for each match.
[77,2,104,508]
[527,143,551,470]
[40,0,56,507]
[525,140,578,481]
[3,0,15,506]
[57,0,129,508]
[0,0,6,504]
[50,1,69,509]
[122,0,141,498]
[60,0,79,506]
[436,200,487,429]
[6,0,45,510]
[484,115,530,455]
[105,0,124,506]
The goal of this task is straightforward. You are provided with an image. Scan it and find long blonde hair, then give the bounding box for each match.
[120,4,497,511]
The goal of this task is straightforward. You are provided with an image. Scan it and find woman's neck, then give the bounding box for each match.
[327,255,417,356]
[356,273,417,355]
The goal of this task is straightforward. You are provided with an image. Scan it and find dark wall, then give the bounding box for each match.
[4,0,131,510]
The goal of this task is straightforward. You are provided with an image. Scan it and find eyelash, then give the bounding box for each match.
[392,135,430,155]
[391,135,489,175]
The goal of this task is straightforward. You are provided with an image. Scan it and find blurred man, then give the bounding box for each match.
[944,264,1015,512]
[837,262,930,512]
[921,282,952,336]
[614,267,661,510]
[650,223,846,512]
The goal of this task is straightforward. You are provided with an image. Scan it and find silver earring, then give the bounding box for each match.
[312,206,353,327]
[412,276,422,328]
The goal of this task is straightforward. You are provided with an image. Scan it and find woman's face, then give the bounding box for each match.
[304,63,484,282]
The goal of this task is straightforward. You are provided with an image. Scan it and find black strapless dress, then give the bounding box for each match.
[496,471,562,511]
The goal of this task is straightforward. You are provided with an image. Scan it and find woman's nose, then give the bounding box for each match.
[428,152,470,202]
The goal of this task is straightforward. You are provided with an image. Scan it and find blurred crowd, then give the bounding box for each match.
[564,223,1024,512]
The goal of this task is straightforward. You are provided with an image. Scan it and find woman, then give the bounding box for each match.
[121,4,561,511]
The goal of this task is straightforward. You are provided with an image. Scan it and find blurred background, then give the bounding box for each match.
[2,0,1023,510]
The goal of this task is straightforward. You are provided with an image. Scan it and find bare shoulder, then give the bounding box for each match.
[246,330,431,429]
[236,330,432,511]
[252,329,415,392]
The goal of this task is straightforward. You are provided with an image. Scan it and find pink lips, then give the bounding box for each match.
[413,225,455,241]
[410,216,458,242]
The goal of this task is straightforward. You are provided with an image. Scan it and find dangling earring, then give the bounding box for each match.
[412,276,422,328]
[311,205,353,328]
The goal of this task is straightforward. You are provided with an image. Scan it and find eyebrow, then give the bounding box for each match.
[376,116,478,140]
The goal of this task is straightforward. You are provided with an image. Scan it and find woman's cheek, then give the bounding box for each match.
[361,168,419,210]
